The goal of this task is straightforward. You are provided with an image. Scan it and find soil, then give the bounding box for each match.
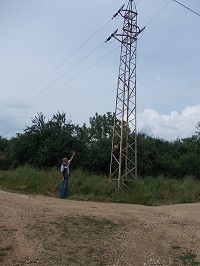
[0,190,200,266]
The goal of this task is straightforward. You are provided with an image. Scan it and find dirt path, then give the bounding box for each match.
[0,190,200,266]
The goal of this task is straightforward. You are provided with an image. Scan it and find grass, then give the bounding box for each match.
[0,165,60,196]
[171,245,200,266]
[0,165,200,205]
[179,252,200,265]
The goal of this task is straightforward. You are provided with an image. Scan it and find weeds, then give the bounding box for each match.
[171,245,200,266]
[0,165,200,205]
[179,252,200,265]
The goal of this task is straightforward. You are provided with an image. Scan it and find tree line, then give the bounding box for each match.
[1,111,200,179]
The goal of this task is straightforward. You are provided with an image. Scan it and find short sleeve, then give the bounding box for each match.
[60,164,64,172]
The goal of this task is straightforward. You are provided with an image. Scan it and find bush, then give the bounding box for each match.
[0,166,200,205]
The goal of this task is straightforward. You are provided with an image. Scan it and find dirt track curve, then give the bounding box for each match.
[0,190,200,266]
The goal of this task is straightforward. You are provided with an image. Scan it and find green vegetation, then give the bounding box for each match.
[179,252,200,265]
[0,165,200,205]
[0,111,200,205]
[171,245,200,266]
[0,165,60,196]
[1,111,200,179]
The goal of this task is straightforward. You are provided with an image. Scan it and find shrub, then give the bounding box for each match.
[0,166,200,205]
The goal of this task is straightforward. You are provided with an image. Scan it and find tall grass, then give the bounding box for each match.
[0,165,60,196]
[0,165,200,205]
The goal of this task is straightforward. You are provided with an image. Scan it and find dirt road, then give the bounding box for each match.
[0,190,200,266]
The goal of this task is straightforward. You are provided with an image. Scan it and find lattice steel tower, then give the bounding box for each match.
[109,0,143,188]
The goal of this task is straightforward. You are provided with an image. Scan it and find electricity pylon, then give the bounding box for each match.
[108,0,144,188]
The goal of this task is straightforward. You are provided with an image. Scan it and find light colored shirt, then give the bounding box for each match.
[60,160,71,177]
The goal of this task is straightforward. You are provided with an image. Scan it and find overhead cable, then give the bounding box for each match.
[173,0,200,17]
[145,0,173,27]
[7,3,127,111]
[106,0,173,43]
[11,21,111,109]
[2,42,105,122]
[3,46,120,124]
[136,0,142,5]
[33,46,120,106]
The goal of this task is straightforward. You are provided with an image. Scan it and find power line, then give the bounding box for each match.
[136,0,142,5]
[3,46,120,125]
[23,42,105,105]
[140,0,200,37]
[145,0,200,29]
[10,20,111,110]
[145,0,173,27]
[2,41,105,123]
[4,4,127,112]
[34,46,120,106]
[4,0,199,126]
[1,0,173,124]
[1,3,128,122]
[109,0,173,41]
[173,0,200,17]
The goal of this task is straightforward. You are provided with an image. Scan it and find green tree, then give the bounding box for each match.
[6,112,200,178]
[8,112,80,168]
[178,136,200,178]
[82,112,114,174]
[0,136,10,170]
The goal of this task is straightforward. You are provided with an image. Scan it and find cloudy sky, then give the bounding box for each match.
[0,0,200,140]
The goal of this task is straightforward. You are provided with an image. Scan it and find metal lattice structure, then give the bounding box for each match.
[109,0,140,188]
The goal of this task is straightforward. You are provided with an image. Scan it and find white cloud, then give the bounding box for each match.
[1,103,200,141]
[137,105,200,141]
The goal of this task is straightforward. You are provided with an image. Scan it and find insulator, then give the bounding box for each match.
[112,12,118,19]
[105,36,112,43]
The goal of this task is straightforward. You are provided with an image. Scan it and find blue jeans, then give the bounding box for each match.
[60,176,69,198]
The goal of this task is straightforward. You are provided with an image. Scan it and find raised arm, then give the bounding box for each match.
[69,151,76,162]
